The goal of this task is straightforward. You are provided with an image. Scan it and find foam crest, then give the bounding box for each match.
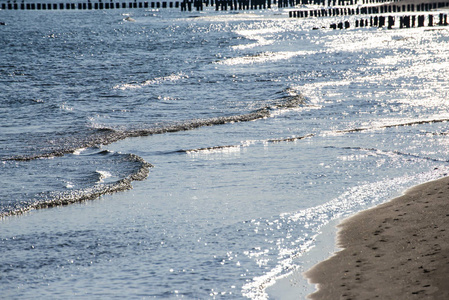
[96,170,113,183]
[7,89,307,162]
[336,117,449,134]
[72,148,87,155]
[215,51,311,65]
[1,150,152,218]
[182,145,242,154]
[170,114,449,159]
[333,146,449,164]
[113,73,188,90]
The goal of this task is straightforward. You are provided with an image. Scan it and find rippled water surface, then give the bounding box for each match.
[1,5,449,299]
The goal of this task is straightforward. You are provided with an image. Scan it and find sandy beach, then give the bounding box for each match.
[305,176,449,299]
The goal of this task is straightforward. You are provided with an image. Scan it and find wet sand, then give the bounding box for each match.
[305,176,449,300]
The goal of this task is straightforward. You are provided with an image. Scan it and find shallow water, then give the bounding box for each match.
[1,5,449,299]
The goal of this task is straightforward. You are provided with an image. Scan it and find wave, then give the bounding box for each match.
[328,146,449,164]
[336,118,449,134]
[1,150,152,218]
[7,91,308,162]
[113,73,188,90]
[1,90,308,217]
[172,116,449,155]
[96,170,113,183]
[267,133,315,143]
[9,95,444,218]
[215,51,312,66]
[177,145,242,154]
[176,134,315,154]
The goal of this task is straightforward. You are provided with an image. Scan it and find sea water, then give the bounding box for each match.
[1,5,449,299]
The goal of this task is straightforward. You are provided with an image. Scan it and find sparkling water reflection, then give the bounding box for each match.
[1,6,449,299]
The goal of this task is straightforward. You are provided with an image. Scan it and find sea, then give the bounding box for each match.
[1,3,449,299]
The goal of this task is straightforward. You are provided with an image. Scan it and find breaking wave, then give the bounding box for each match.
[1,90,308,218]
[215,51,312,65]
[8,92,444,219]
[1,149,152,218]
[336,118,449,133]
[172,116,449,155]
[113,73,188,90]
[7,91,308,162]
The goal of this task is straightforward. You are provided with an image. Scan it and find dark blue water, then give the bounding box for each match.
[2,6,449,299]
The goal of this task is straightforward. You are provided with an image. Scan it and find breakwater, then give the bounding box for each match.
[5,0,448,11]
[0,1,181,10]
[323,12,448,29]
[0,0,297,11]
[290,1,449,18]
[288,1,449,30]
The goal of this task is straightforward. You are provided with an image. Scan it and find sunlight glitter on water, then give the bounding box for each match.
[216,50,313,65]
[3,7,449,299]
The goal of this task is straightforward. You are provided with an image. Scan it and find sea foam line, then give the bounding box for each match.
[6,90,307,162]
[0,153,153,218]
[113,73,188,90]
[215,51,312,66]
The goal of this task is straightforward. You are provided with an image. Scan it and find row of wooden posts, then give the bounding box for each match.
[290,2,449,18]
[299,0,449,6]
[287,0,408,6]
[0,0,296,10]
[2,0,449,12]
[182,0,273,11]
[1,1,179,9]
[182,0,419,9]
[326,13,448,30]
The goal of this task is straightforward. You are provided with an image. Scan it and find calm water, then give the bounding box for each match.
[1,5,449,299]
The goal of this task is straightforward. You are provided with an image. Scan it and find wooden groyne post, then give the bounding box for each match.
[0,0,292,11]
[328,13,448,30]
[0,1,181,10]
[290,1,449,19]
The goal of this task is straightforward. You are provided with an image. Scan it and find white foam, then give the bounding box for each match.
[72,148,87,155]
[113,73,188,90]
[96,170,112,183]
[215,51,312,66]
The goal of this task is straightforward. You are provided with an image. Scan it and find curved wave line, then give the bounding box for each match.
[162,117,449,155]
[267,133,315,143]
[175,133,315,154]
[0,154,153,218]
[177,144,241,153]
[337,118,449,134]
[6,91,309,162]
[327,146,449,163]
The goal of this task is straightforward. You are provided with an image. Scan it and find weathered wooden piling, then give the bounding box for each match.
[327,12,448,31]
[388,15,394,29]
[379,15,385,27]
[0,0,289,11]
[3,0,449,13]
[400,15,411,28]
[290,1,449,19]
[442,13,449,25]
[418,15,425,26]
[0,1,187,10]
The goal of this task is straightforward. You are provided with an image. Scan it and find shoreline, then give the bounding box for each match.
[304,176,449,300]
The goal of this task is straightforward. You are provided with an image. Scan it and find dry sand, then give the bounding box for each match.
[304,176,449,300]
